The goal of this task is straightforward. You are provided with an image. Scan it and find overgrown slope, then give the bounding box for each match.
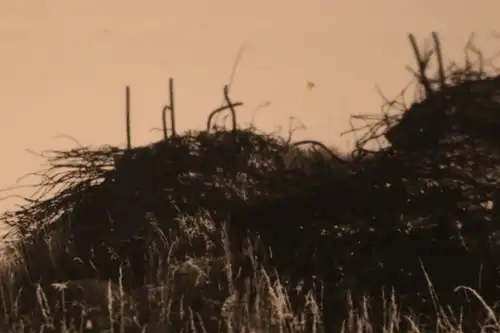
[1,33,500,333]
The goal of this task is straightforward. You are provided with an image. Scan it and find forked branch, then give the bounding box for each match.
[408,34,433,97]
[206,85,243,132]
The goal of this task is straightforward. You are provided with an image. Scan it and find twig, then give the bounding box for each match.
[224,85,237,132]
[52,135,85,149]
[285,117,307,144]
[220,44,246,107]
[292,140,346,164]
[214,44,246,125]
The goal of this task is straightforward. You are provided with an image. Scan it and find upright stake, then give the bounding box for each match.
[431,32,446,90]
[125,85,131,150]
[169,78,176,137]
[162,78,177,139]
[162,105,170,139]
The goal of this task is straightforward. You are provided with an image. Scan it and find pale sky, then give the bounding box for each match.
[0,1,499,215]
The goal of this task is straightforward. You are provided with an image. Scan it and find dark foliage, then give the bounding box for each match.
[3,33,500,332]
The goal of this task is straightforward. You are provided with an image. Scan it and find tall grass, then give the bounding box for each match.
[2,32,500,332]
[0,212,498,333]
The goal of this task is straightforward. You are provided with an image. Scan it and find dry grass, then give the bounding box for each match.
[0,214,324,333]
[2,32,500,333]
[0,214,499,333]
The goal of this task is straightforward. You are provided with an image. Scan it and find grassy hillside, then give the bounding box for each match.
[1,33,500,333]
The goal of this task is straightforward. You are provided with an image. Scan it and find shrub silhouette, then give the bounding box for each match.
[3,32,500,332]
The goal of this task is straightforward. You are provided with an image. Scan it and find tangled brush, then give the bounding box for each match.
[4,32,500,333]
[0,81,347,292]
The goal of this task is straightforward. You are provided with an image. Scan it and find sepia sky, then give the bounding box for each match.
[0,0,499,214]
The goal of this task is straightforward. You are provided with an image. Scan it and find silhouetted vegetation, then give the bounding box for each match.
[1,32,500,332]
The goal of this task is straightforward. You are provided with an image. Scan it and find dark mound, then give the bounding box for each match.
[3,33,500,333]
